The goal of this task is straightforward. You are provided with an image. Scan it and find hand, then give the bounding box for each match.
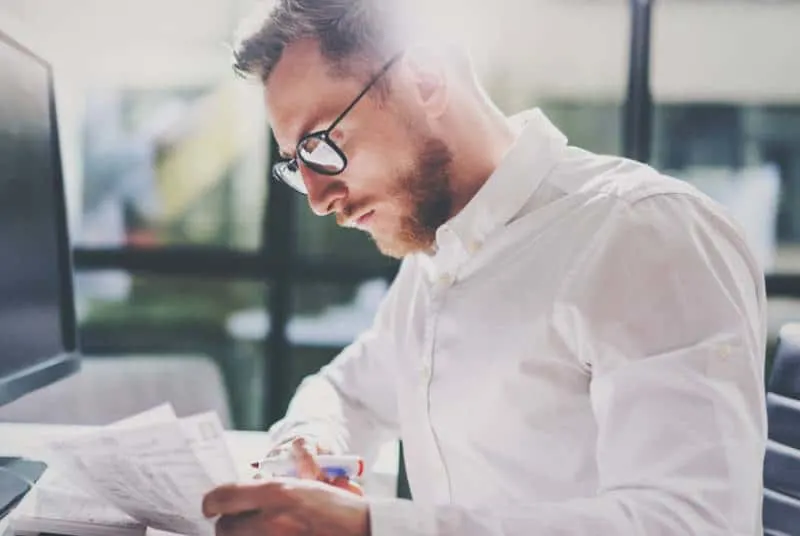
[290,437,331,480]
[266,436,332,460]
[252,437,328,480]
[258,438,362,495]
[202,477,370,536]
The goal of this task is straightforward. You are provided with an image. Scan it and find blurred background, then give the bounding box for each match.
[0,0,798,433]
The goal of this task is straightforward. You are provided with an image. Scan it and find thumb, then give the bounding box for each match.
[291,437,323,480]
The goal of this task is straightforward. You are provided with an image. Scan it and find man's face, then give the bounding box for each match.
[265,40,453,258]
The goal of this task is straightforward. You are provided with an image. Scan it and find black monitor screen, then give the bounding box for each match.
[0,26,76,397]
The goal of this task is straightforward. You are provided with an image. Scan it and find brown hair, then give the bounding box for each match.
[231,0,409,82]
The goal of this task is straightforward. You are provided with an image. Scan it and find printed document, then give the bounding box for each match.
[9,404,238,536]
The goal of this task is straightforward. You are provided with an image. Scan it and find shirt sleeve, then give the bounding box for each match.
[265,260,411,461]
[368,192,768,535]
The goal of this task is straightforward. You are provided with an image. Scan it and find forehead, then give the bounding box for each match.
[264,40,363,149]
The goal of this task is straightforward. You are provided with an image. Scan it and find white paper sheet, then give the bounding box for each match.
[38,404,237,536]
[9,469,145,536]
[180,412,237,486]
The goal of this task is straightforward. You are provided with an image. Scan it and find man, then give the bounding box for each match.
[202,0,767,534]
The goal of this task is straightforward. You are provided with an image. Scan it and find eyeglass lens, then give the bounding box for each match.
[298,136,345,173]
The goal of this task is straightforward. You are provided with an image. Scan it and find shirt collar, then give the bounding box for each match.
[422,108,569,275]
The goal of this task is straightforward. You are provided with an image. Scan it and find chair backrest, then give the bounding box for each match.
[768,393,800,450]
[769,324,800,399]
[764,324,800,533]
[765,441,800,498]
[0,355,232,427]
[764,489,800,536]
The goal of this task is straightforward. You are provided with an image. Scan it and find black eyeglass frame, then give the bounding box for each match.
[272,52,404,192]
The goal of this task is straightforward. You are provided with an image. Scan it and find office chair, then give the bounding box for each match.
[763,439,800,535]
[768,393,800,450]
[764,324,800,534]
[769,324,800,400]
[764,488,800,536]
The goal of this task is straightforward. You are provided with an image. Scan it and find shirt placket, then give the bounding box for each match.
[417,260,460,503]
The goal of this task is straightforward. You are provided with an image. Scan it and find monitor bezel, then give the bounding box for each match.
[0,12,80,408]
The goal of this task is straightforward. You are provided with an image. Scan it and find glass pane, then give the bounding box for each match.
[651,2,800,274]
[74,85,268,250]
[480,0,628,155]
[539,102,622,157]
[223,279,390,411]
[289,280,390,390]
[10,0,269,250]
[76,271,268,430]
[767,298,800,380]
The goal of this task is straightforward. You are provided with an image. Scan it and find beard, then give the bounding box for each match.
[373,137,454,259]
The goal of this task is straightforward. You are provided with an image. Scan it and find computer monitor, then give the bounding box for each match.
[0,17,80,408]
[0,13,81,519]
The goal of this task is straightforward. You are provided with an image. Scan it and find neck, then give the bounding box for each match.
[444,99,516,219]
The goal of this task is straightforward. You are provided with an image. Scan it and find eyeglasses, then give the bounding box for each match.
[272,53,403,194]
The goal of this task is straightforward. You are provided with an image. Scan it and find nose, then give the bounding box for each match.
[301,164,347,216]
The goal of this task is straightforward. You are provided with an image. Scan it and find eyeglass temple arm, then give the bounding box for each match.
[326,53,403,133]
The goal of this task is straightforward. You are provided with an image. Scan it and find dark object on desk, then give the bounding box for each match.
[764,324,800,535]
[0,457,47,521]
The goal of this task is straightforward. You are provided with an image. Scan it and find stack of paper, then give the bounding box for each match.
[11,470,146,536]
[9,404,238,536]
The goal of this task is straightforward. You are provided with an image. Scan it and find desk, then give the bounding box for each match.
[0,422,398,535]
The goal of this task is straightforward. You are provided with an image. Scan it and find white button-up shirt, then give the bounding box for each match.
[268,109,768,535]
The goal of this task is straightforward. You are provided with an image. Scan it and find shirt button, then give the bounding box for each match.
[437,273,455,287]
[467,240,482,254]
[719,345,732,359]
[421,362,432,380]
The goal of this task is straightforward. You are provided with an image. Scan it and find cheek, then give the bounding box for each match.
[346,147,410,194]
[344,120,417,187]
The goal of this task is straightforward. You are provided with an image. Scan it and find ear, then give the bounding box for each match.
[400,44,450,119]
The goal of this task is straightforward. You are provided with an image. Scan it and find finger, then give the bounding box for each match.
[314,442,332,455]
[204,483,261,518]
[203,482,289,518]
[271,512,312,534]
[215,511,261,536]
[261,436,330,459]
[330,475,364,496]
[267,436,303,456]
[217,512,310,536]
[291,438,324,480]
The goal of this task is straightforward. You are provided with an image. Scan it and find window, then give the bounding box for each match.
[76,272,268,429]
[11,0,276,428]
[75,85,267,250]
[482,0,628,156]
[651,0,800,368]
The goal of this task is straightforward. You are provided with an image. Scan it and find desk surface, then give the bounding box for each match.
[0,422,398,535]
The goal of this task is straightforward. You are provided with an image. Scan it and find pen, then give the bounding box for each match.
[250,454,365,478]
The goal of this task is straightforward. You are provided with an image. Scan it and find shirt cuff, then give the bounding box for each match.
[368,498,438,536]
